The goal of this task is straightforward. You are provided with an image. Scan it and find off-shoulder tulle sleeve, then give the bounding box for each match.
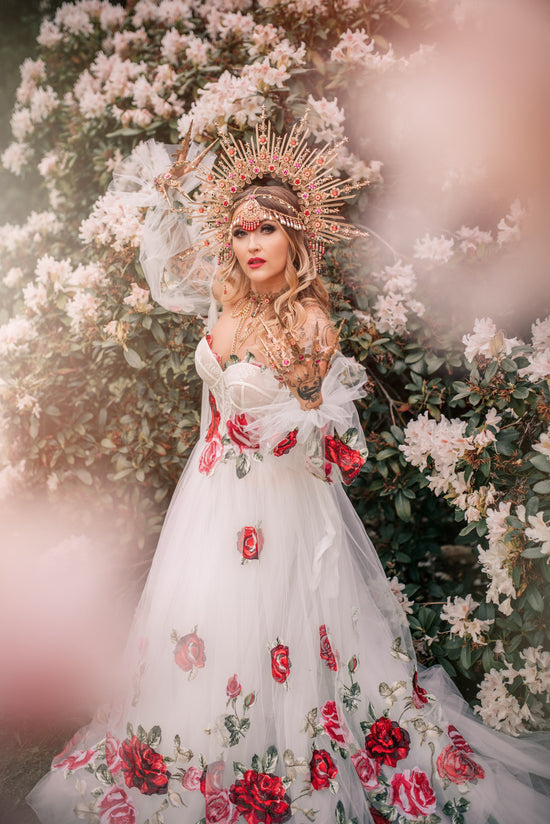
[109,140,216,316]
[248,353,369,485]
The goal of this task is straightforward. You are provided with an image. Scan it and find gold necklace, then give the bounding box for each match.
[230,289,285,356]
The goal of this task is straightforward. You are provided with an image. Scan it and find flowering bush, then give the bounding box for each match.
[1,0,548,736]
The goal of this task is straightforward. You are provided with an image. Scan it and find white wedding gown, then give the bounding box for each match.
[28,335,550,824]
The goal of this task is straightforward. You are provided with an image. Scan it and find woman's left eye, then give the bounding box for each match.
[261,223,276,234]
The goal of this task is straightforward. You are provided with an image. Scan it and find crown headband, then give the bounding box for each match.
[154,109,368,271]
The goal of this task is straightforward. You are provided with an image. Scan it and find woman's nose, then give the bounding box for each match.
[247,229,261,250]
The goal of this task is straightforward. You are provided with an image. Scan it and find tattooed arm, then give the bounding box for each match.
[260,309,339,411]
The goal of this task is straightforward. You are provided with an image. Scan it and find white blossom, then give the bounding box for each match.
[306,94,345,143]
[517,647,550,696]
[0,316,38,356]
[15,393,41,417]
[123,283,153,313]
[37,20,64,48]
[462,317,521,362]
[530,317,550,353]
[475,667,536,735]
[456,225,493,256]
[497,199,527,246]
[524,513,550,562]
[3,267,23,288]
[477,541,516,614]
[388,576,414,615]
[441,594,493,643]
[2,142,32,175]
[413,233,454,264]
[66,292,101,333]
[532,426,550,459]
[79,191,143,251]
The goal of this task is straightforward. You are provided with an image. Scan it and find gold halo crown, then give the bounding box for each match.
[155,109,368,270]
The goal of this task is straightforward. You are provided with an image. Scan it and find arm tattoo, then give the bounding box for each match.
[296,376,322,403]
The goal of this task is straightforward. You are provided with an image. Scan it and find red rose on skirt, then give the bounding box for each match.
[309,749,338,790]
[53,747,97,772]
[437,745,485,784]
[270,643,291,684]
[319,624,338,671]
[174,630,206,672]
[105,732,123,775]
[181,766,202,791]
[226,673,242,699]
[229,770,291,824]
[120,735,170,795]
[206,391,221,442]
[365,717,410,767]
[320,700,350,745]
[389,768,437,818]
[98,786,136,824]
[206,789,240,823]
[412,671,428,709]
[201,760,225,795]
[351,749,381,790]
[238,526,263,561]
[324,435,365,485]
[227,413,260,452]
[369,808,392,824]
[447,724,473,753]
[199,434,223,476]
[273,429,298,457]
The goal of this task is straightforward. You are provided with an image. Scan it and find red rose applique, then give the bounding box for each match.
[369,808,392,824]
[365,717,410,767]
[98,786,136,823]
[53,747,97,772]
[238,526,264,562]
[226,673,242,700]
[351,749,381,790]
[412,671,429,708]
[270,641,291,685]
[229,770,291,824]
[174,628,206,676]
[205,789,240,823]
[389,768,437,818]
[436,745,485,784]
[181,766,202,791]
[324,435,365,485]
[273,429,298,457]
[319,700,351,745]
[105,732,123,775]
[309,749,338,790]
[120,735,170,795]
[206,391,221,442]
[447,724,473,753]
[198,434,223,476]
[227,413,260,452]
[319,624,338,671]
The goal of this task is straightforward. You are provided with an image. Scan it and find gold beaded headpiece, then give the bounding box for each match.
[154,109,368,270]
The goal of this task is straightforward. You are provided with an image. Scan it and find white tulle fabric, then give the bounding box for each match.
[110,140,216,315]
[27,340,550,824]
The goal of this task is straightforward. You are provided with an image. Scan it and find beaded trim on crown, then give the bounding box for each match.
[154,109,368,270]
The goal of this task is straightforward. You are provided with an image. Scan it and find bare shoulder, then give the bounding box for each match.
[297,303,337,351]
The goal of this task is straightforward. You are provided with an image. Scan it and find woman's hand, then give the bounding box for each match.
[260,319,341,410]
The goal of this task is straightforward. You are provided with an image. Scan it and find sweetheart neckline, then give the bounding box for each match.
[202,334,266,374]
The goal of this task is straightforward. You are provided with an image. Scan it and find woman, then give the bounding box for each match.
[28,115,549,824]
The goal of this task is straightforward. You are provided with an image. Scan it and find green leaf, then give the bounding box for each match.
[525,585,544,612]
[533,480,550,494]
[460,645,472,670]
[147,725,162,748]
[235,453,251,479]
[124,348,144,369]
[262,745,278,774]
[75,468,93,485]
[530,454,550,473]
[394,491,411,522]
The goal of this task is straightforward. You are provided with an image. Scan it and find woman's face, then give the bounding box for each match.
[231,214,290,294]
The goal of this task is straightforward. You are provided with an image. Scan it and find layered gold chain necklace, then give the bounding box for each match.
[230,289,285,356]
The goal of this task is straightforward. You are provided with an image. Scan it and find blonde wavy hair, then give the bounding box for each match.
[219,184,330,335]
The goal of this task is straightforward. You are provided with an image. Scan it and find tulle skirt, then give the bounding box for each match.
[27,445,550,823]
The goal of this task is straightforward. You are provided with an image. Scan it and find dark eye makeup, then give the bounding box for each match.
[232,221,278,239]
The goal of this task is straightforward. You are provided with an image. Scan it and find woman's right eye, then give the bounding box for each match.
[232,228,246,239]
